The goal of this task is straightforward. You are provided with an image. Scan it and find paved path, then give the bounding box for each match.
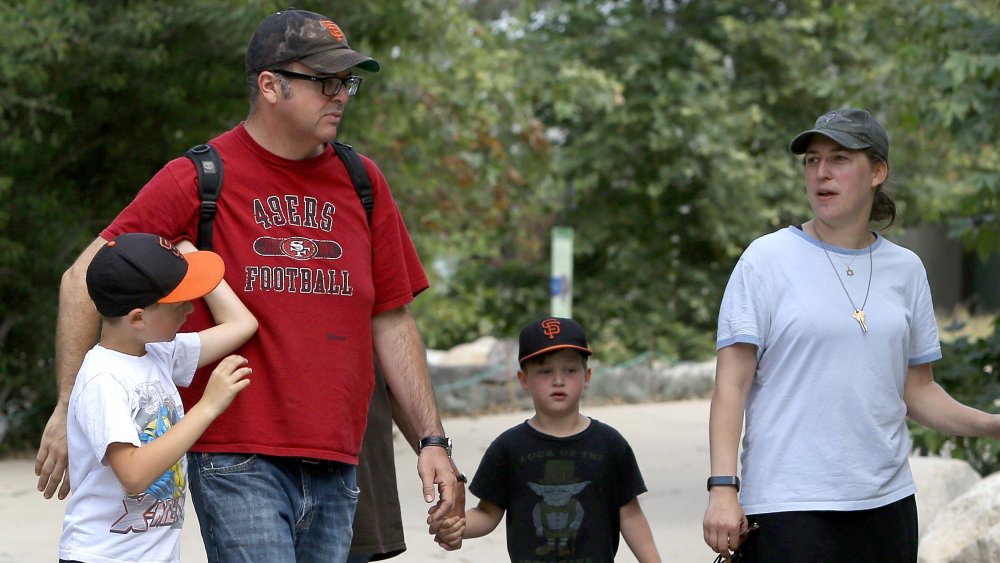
[0,399,716,562]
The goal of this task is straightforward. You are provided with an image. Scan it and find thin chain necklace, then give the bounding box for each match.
[831,252,861,276]
[815,229,873,333]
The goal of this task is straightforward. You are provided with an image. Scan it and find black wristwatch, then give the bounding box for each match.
[419,435,453,457]
[707,475,741,492]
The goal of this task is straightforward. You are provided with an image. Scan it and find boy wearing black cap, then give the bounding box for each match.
[59,234,257,563]
[437,317,661,562]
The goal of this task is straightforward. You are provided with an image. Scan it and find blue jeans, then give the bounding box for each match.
[188,453,360,563]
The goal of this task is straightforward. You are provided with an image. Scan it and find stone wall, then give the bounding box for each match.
[428,336,715,415]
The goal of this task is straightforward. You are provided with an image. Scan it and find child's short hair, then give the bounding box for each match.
[518,317,592,368]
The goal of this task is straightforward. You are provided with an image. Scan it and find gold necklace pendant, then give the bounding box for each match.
[852,309,868,333]
[814,228,874,335]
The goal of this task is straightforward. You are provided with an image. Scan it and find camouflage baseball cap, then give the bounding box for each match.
[788,108,889,162]
[246,9,380,75]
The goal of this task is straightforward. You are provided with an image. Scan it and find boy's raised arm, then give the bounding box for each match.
[173,240,258,367]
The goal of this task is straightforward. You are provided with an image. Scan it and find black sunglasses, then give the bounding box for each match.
[712,521,760,563]
[269,69,363,97]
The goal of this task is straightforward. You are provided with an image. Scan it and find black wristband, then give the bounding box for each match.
[707,475,740,492]
[419,435,452,457]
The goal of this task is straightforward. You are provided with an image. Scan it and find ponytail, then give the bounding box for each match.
[866,149,896,228]
[870,185,896,227]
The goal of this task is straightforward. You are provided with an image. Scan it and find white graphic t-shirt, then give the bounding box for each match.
[60,333,199,563]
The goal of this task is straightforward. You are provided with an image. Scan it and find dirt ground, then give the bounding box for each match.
[0,400,716,562]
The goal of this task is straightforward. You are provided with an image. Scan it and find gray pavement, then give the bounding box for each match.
[0,399,715,562]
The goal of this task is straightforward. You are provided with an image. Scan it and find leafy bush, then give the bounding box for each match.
[909,318,1000,476]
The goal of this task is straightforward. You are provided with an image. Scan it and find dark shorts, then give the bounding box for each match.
[739,495,918,563]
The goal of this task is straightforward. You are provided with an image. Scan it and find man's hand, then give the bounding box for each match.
[38,236,106,501]
[418,446,456,525]
[430,459,467,550]
[35,406,71,499]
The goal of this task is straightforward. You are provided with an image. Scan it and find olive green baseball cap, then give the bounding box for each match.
[789,108,889,162]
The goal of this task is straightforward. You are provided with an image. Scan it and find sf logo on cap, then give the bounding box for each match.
[157,236,182,259]
[320,20,345,42]
[542,318,562,340]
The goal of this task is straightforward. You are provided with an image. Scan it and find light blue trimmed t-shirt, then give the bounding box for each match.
[717,226,941,514]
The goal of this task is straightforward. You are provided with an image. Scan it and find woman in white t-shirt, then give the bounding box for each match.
[702,108,1000,562]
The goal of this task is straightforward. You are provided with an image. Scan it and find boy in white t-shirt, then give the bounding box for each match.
[59,233,257,563]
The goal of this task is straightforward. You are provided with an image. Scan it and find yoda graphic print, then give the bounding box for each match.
[528,459,592,557]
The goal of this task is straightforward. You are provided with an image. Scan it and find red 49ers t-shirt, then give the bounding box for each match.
[102,124,428,463]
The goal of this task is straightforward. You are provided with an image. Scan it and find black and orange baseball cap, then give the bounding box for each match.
[87,233,224,317]
[246,8,380,75]
[518,317,592,364]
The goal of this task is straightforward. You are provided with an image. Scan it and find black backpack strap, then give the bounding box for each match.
[332,141,374,223]
[185,143,224,250]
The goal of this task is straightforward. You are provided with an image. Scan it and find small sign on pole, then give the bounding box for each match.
[550,227,574,317]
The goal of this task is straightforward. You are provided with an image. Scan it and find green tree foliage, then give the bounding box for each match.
[461,0,999,357]
[336,1,621,347]
[473,0,890,359]
[0,0,607,452]
[0,0,273,453]
[1,0,997,454]
[879,1,1000,258]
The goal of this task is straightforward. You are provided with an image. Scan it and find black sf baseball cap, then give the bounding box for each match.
[246,8,380,75]
[788,108,889,162]
[518,317,593,364]
[87,233,225,317]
